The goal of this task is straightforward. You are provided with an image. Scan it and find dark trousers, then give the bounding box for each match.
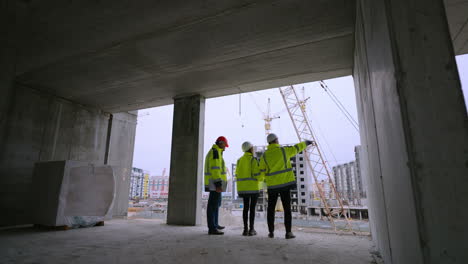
[267,189,292,233]
[207,191,222,231]
[241,193,259,230]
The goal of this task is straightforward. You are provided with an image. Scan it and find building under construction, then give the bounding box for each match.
[1,1,467,263]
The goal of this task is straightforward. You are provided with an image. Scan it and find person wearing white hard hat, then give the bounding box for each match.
[260,133,314,239]
[235,141,263,236]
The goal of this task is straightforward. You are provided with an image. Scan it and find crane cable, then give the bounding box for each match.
[328,88,359,127]
[319,81,360,132]
[302,93,340,169]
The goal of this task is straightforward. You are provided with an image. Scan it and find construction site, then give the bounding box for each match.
[1,1,468,263]
[126,80,370,238]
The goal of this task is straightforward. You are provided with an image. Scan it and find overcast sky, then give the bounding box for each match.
[133,54,468,176]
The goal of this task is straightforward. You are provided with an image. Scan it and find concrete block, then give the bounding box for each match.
[32,160,115,227]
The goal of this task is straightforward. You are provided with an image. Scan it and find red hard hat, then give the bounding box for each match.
[216,136,229,147]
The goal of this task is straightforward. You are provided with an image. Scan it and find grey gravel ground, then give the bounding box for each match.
[130,208,370,233]
[0,218,376,264]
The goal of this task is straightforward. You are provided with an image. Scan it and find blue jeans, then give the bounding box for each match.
[207,191,222,231]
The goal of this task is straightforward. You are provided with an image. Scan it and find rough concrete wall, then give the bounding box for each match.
[0,0,19,168]
[354,0,468,263]
[0,85,109,225]
[0,2,32,225]
[384,0,468,262]
[353,7,392,259]
[357,0,423,263]
[354,1,425,263]
[106,112,137,217]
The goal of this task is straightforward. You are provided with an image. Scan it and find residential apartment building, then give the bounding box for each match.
[332,146,366,206]
[149,175,169,199]
[129,167,149,199]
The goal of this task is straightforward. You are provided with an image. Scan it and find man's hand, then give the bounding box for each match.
[216,186,222,193]
[305,140,315,146]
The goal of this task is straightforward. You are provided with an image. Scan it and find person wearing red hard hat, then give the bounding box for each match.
[215,136,229,147]
[204,136,229,235]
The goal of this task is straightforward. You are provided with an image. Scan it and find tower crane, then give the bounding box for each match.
[263,98,280,136]
[279,85,353,232]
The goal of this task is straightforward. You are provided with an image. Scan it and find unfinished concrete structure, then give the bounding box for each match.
[1,0,467,263]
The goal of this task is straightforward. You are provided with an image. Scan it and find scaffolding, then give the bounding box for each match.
[279,85,353,232]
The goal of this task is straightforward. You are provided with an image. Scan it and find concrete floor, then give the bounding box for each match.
[0,219,376,264]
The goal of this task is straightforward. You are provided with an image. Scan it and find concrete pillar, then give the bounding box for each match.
[167,95,205,225]
[354,0,468,263]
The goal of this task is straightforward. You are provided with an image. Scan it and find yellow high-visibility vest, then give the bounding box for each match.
[204,144,227,191]
[235,152,263,195]
[259,142,307,190]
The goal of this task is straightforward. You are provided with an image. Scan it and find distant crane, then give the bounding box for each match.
[263,98,281,136]
[262,98,284,211]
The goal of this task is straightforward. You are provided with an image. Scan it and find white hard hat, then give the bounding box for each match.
[267,133,278,144]
[241,141,253,152]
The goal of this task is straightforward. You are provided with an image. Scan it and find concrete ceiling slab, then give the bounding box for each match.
[15,0,261,75]
[12,0,468,112]
[16,0,355,112]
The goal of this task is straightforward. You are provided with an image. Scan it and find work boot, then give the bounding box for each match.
[285,232,296,239]
[208,229,224,235]
[248,229,257,236]
[268,232,274,238]
[216,225,225,230]
[242,229,248,236]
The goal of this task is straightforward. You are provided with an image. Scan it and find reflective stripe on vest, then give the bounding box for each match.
[221,159,226,174]
[263,152,270,171]
[280,147,287,169]
[266,168,293,176]
[237,177,257,182]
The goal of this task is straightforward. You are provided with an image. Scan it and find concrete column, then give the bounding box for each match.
[354,0,468,263]
[167,95,205,225]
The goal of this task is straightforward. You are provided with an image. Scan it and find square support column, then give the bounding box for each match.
[354,0,468,263]
[167,95,205,225]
